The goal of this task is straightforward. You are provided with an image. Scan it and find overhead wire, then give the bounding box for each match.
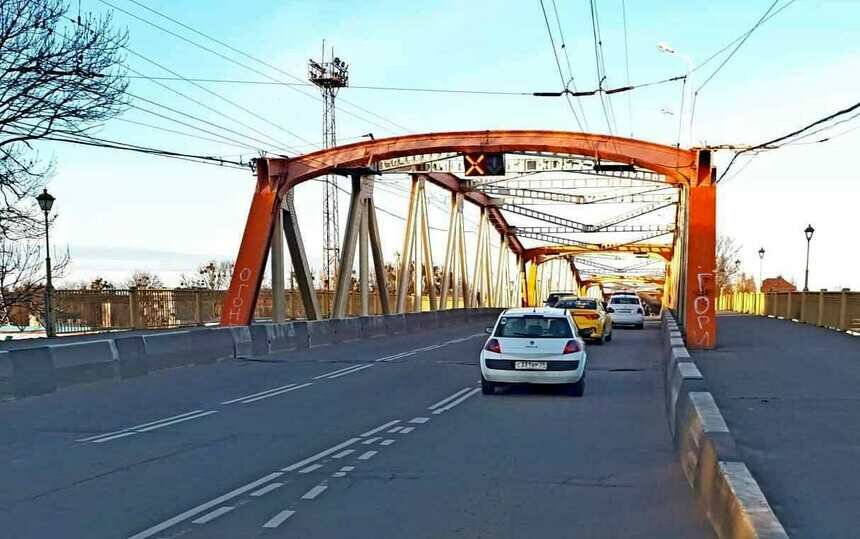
[549,0,590,130]
[588,0,615,135]
[621,0,632,137]
[537,0,585,131]
[107,0,410,134]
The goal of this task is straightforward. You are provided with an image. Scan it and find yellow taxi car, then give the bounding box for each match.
[554,297,613,344]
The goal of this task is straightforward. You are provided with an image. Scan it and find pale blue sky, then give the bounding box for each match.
[42,0,859,289]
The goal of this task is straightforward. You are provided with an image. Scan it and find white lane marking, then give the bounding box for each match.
[361,419,400,437]
[241,383,312,403]
[299,464,323,474]
[409,417,430,424]
[387,426,403,433]
[301,485,328,500]
[191,506,234,525]
[380,439,395,446]
[340,466,355,472]
[427,387,473,410]
[129,472,283,539]
[282,438,360,472]
[362,437,381,445]
[77,410,206,442]
[326,364,374,379]
[357,450,378,461]
[92,411,218,443]
[332,472,346,477]
[432,387,482,415]
[135,410,218,432]
[313,364,362,379]
[250,482,283,497]
[375,351,413,362]
[262,510,295,529]
[332,449,355,459]
[399,427,415,434]
[221,384,297,405]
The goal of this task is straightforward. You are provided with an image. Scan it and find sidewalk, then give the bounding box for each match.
[691,314,860,539]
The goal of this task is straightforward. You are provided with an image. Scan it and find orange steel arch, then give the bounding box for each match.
[221,130,716,349]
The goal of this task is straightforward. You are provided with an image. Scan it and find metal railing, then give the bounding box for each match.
[718,289,860,333]
[50,289,451,334]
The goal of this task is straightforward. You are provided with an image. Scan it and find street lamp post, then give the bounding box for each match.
[36,189,56,338]
[803,224,815,292]
[758,247,765,290]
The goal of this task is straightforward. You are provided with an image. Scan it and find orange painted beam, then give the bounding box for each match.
[269,130,698,187]
[220,161,279,326]
[684,183,717,349]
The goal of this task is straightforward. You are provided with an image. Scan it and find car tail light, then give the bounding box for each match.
[484,338,501,353]
[584,313,599,320]
[563,340,581,354]
[607,307,615,313]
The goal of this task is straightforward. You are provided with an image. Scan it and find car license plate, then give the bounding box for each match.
[515,361,547,370]
[618,309,631,313]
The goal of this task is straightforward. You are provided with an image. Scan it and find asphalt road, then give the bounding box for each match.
[694,314,860,539]
[0,321,713,538]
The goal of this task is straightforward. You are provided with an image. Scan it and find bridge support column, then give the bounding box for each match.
[282,188,321,321]
[683,178,717,349]
[395,176,437,313]
[270,198,286,323]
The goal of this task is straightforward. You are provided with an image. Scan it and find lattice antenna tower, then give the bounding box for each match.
[309,41,349,298]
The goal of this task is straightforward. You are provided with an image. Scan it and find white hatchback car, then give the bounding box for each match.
[480,308,587,396]
[607,294,645,329]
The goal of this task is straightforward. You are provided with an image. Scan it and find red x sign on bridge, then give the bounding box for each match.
[463,153,505,176]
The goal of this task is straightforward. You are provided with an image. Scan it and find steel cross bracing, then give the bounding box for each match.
[592,201,677,231]
[475,185,677,205]
[513,224,675,234]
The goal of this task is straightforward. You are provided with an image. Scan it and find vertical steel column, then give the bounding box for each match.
[683,165,717,349]
[359,195,369,316]
[396,178,420,313]
[418,182,437,311]
[439,193,459,310]
[282,188,321,320]
[456,204,471,308]
[366,198,390,314]
[412,214,421,312]
[270,196,286,322]
[332,175,365,318]
[494,235,506,307]
[471,209,487,307]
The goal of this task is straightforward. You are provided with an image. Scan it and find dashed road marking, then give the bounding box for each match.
[409,417,430,424]
[250,483,283,497]
[340,466,355,472]
[387,426,403,433]
[332,471,346,477]
[399,426,415,434]
[191,506,234,525]
[301,485,328,500]
[362,437,381,445]
[262,510,295,529]
[332,449,355,459]
[358,450,378,461]
[380,439,395,446]
[282,438,360,472]
[299,464,324,474]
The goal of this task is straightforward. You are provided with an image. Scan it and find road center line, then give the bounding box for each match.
[129,472,283,539]
[313,364,365,379]
[241,383,312,403]
[262,510,296,529]
[77,410,206,442]
[432,387,482,415]
[221,384,297,405]
[360,419,400,437]
[326,364,374,379]
[191,506,234,525]
[427,387,473,410]
[282,438,361,472]
[135,411,218,432]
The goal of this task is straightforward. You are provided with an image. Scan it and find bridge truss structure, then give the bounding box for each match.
[220,131,717,349]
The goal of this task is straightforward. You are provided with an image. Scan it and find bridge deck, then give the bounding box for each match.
[692,314,860,539]
[0,323,712,538]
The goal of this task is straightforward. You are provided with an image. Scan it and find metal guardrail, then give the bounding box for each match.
[718,290,859,333]
[51,289,441,334]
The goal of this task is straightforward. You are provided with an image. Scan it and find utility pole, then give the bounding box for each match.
[309,42,349,309]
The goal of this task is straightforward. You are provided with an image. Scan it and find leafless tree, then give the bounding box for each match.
[716,235,743,293]
[125,270,163,289]
[0,240,69,329]
[179,259,234,290]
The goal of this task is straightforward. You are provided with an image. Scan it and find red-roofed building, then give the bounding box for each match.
[761,276,797,293]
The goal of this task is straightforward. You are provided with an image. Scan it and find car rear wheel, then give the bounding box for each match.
[567,376,585,397]
[636,323,644,330]
[481,376,496,395]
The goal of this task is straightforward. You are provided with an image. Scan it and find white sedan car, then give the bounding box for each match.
[480,308,587,396]
[607,295,645,329]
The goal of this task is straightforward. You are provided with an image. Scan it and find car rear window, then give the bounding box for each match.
[557,299,597,310]
[610,297,640,305]
[494,315,573,338]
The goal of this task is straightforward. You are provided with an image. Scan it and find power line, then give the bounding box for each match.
[549,0,590,130]
[107,0,409,134]
[537,0,584,131]
[621,0,633,137]
[588,0,615,135]
[718,100,860,181]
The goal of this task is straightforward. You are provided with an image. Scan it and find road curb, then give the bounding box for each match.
[661,311,788,539]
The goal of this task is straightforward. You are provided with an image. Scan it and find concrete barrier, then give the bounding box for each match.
[331,317,361,343]
[359,316,386,338]
[383,313,406,335]
[50,340,118,388]
[115,336,149,379]
[661,313,787,539]
[142,331,194,371]
[188,328,235,365]
[229,326,253,358]
[7,347,55,398]
[307,320,334,348]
